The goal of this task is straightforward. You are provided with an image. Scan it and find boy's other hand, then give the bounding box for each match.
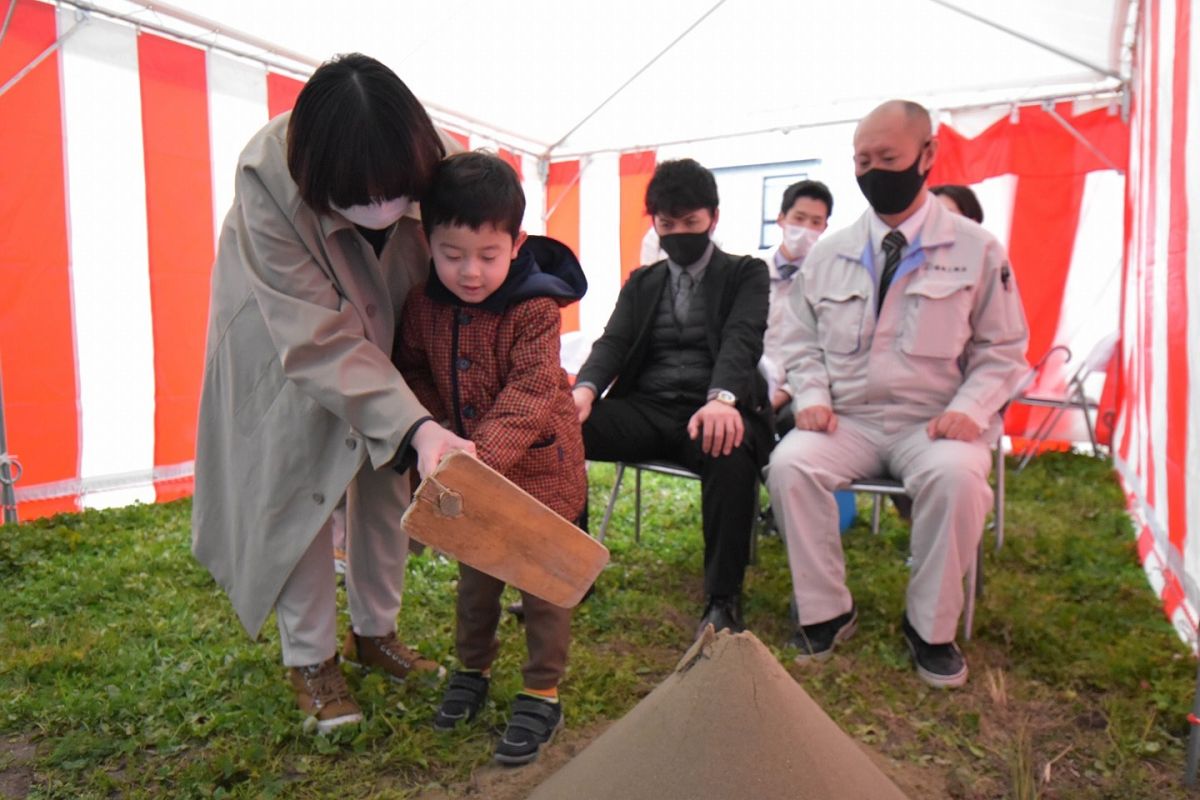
[572,386,596,424]
[412,420,476,479]
[794,405,838,432]
[688,400,744,457]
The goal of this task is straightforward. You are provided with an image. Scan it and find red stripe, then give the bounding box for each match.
[266,72,305,119]
[0,0,79,518]
[1003,175,1086,436]
[498,148,522,180]
[1165,0,1191,553]
[546,161,581,333]
[446,130,470,150]
[619,150,655,283]
[138,33,215,503]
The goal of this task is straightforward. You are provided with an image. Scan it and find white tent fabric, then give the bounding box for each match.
[81,0,1128,156]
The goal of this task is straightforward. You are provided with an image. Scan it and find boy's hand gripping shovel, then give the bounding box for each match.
[401,451,609,608]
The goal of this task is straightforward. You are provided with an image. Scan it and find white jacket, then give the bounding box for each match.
[779,197,1029,428]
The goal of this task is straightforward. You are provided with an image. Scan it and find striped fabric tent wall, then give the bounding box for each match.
[1118,0,1199,648]
[0,0,653,519]
[1,1,309,516]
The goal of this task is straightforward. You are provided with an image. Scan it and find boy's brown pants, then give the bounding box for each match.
[455,562,572,690]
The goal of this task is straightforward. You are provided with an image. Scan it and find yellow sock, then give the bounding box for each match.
[520,686,559,702]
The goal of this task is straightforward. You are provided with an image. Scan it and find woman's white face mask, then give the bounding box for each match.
[333,197,411,230]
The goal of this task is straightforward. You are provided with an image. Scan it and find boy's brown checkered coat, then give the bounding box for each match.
[395,238,587,522]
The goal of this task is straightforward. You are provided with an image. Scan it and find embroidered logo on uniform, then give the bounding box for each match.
[928,264,968,273]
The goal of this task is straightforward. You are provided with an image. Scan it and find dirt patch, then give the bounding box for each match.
[0,736,36,800]
[412,721,612,800]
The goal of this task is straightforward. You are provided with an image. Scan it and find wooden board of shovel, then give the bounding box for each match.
[401,451,609,608]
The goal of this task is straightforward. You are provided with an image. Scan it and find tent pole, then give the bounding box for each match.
[1187,656,1200,785]
[0,356,19,525]
[543,0,729,157]
[0,0,17,48]
[927,0,1124,81]
[0,14,89,100]
[50,0,549,158]
[1044,105,1124,174]
[550,89,1125,161]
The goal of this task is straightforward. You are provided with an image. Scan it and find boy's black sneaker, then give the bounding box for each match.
[789,604,857,664]
[493,694,564,766]
[901,614,968,689]
[432,671,490,731]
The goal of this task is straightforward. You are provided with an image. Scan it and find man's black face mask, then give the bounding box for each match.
[856,142,930,215]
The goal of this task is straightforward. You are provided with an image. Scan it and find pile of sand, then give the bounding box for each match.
[528,628,910,800]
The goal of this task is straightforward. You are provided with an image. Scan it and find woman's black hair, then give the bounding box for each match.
[930,184,985,224]
[287,53,445,214]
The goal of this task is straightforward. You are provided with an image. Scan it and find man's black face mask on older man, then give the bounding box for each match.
[856,142,930,215]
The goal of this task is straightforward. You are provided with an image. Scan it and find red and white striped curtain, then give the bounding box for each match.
[0,1,308,517]
[929,103,1129,444]
[1118,0,1199,648]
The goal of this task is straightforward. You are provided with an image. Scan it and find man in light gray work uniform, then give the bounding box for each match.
[767,100,1029,689]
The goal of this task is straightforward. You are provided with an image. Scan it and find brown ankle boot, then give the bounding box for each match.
[341,630,446,682]
[288,657,362,733]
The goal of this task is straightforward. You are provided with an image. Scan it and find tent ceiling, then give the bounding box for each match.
[81,0,1129,156]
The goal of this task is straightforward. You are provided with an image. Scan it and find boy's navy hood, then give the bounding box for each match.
[425,235,587,312]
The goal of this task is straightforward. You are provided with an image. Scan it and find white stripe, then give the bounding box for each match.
[1150,0,1175,531]
[1046,170,1124,441]
[207,53,267,247]
[578,154,621,345]
[1186,0,1200,612]
[58,12,156,509]
[522,153,545,236]
[969,174,1017,250]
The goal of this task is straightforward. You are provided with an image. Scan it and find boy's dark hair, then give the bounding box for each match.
[779,179,833,219]
[645,159,719,218]
[288,53,445,214]
[421,151,526,240]
[930,184,985,224]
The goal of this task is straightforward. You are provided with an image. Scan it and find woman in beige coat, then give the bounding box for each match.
[192,54,474,732]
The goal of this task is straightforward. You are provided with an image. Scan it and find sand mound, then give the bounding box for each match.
[528,628,909,800]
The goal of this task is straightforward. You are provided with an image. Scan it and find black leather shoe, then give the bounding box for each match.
[789,604,857,664]
[901,614,968,689]
[696,594,745,637]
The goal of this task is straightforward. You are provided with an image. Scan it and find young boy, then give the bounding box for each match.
[394,151,588,765]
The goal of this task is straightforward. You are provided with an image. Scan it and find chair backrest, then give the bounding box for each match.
[1079,331,1120,375]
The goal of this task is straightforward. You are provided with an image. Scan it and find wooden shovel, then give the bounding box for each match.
[401,450,609,608]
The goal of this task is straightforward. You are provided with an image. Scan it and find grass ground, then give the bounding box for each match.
[0,452,1195,799]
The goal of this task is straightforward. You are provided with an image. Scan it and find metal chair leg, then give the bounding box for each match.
[963,548,978,642]
[995,444,1006,553]
[870,494,882,535]
[634,467,642,544]
[597,462,625,543]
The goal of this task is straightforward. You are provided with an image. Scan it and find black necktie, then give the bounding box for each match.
[877,229,907,313]
[674,270,695,325]
[777,263,799,280]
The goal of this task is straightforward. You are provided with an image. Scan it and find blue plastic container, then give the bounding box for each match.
[835,490,857,533]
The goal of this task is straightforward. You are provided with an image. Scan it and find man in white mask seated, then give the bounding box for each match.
[762,180,832,433]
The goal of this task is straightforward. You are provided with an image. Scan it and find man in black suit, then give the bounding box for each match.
[572,159,772,635]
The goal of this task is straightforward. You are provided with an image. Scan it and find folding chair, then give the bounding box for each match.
[1011,331,1119,471]
[594,460,764,563]
[843,441,1007,641]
